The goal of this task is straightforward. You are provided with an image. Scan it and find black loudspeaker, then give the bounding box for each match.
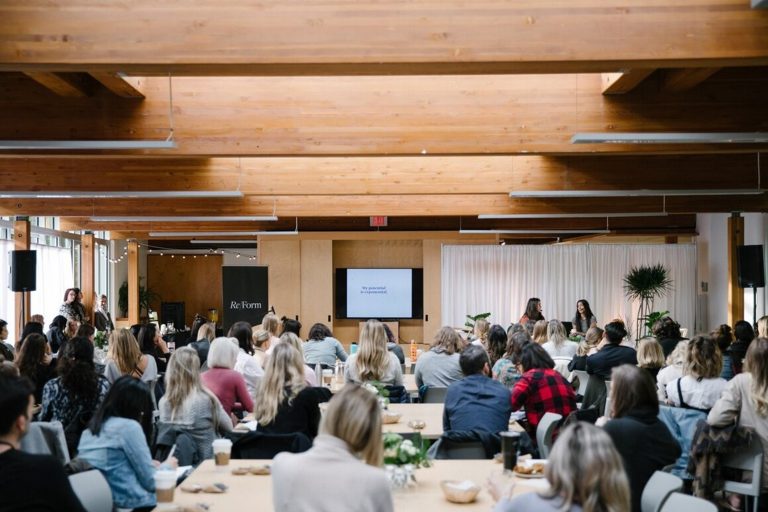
[738,245,765,288]
[10,250,37,292]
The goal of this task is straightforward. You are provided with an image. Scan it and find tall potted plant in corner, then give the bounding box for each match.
[623,264,672,339]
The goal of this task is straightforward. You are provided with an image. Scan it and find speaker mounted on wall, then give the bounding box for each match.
[10,250,37,292]
[737,245,765,288]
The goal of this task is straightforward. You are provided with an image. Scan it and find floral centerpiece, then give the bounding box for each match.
[382,432,430,490]
[93,330,108,350]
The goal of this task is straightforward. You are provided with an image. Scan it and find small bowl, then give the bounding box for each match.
[381,411,402,424]
[440,480,481,504]
[407,419,426,430]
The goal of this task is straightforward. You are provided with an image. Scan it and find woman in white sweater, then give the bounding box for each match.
[271,384,393,512]
[158,347,233,460]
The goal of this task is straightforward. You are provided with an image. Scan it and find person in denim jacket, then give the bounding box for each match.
[78,376,177,511]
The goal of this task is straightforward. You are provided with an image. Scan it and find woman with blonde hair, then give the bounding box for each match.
[272,384,392,512]
[251,328,270,368]
[104,328,157,384]
[254,342,331,440]
[489,422,630,512]
[471,318,490,347]
[261,313,281,355]
[709,337,768,500]
[542,320,576,359]
[635,337,665,381]
[665,335,726,411]
[532,320,548,345]
[414,326,464,388]
[344,320,403,387]
[656,340,688,401]
[189,321,216,366]
[201,338,253,418]
[280,332,318,387]
[757,316,768,338]
[158,347,232,460]
[568,326,603,372]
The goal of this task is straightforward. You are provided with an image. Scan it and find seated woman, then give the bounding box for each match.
[255,343,331,440]
[272,384,393,512]
[251,328,270,368]
[281,316,302,337]
[532,319,548,345]
[189,321,216,366]
[382,324,405,364]
[200,337,254,418]
[158,347,233,461]
[511,343,577,439]
[486,324,508,368]
[15,321,44,353]
[488,422,630,512]
[570,299,597,337]
[279,332,317,387]
[78,376,176,512]
[104,329,158,384]
[15,333,55,404]
[708,337,768,506]
[138,324,170,373]
[567,326,602,372]
[59,287,86,324]
[602,364,681,512]
[303,323,348,368]
[345,320,403,387]
[712,324,734,381]
[46,315,68,355]
[541,320,577,359]
[635,337,665,381]
[40,337,110,456]
[665,335,726,412]
[656,340,688,401]
[414,326,464,388]
[493,330,532,389]
[470,318,490,347]
[228,321,264,398]
[261,313,282,356]
[75,323,95,343]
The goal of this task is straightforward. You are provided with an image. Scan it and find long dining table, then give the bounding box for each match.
[160,458,549,511]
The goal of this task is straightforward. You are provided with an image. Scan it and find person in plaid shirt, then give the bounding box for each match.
[510,343,576,439]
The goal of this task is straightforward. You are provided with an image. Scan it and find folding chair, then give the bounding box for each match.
[68,470,112,512]
[659,492,717,512]
[535,412,563,458]
[641,471,683,512]
[722,435,763,512]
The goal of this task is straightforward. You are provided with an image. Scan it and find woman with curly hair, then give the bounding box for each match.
[40,337,110,455]
[255,342,331,440]
[15,332,55,403]
[665,335,726,411]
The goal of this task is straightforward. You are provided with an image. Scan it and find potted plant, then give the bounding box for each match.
[463,312,491,332]
[623,264,672,339]
[118,280,161,318]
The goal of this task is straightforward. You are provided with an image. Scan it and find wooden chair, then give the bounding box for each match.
[641,471,683,512]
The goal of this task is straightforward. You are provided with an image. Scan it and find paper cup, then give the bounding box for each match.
[154,469,177,503]
[212,438,233,467]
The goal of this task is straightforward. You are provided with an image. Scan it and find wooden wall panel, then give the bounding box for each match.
[422,239,442,343]
[146,254,223,328]
[300,240,333,339]
[258,239,301,323]
[332,240,423,343]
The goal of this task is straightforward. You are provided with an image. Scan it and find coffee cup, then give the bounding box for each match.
[154,469,177,503]
[322,369,334,387]
[212,438,233,468]
[500,431,521,471]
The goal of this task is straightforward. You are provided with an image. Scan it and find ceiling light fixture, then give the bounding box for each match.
[150,231,299,237]
[189,240,261,244]
[508,189,763,198]
[571,132,768,144]
[0,191,243,199]
[90,215,276,222]
[478,212,668,219]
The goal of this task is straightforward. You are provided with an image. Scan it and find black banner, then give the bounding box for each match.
[222,266,268,332]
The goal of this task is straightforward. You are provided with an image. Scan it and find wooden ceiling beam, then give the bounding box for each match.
[90,73,145,99]
[2,194,766,217]
[23,72,90,97]
[663,67,722,92]
[1,72,767,156]
[1,154,762,195]
[601,69,655,95]
[1,1,767,76]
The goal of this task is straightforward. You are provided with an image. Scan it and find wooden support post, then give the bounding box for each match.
[128,240,140,324]
[728,213,745,326]
[81,233,95,325]
[13,218,31,339]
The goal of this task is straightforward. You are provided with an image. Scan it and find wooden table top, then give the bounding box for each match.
[382,403,444,439]
[329,373,419,394]
[162,458,549,511]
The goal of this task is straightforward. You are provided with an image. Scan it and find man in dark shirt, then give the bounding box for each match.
[0,375,86,512]
[586,321,638,380]
[443,345,512,433]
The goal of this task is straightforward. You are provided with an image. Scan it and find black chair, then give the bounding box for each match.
[434,439,487,459]
[385,385,409,404]
[230,431,311,459]
[422,386,448,403]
